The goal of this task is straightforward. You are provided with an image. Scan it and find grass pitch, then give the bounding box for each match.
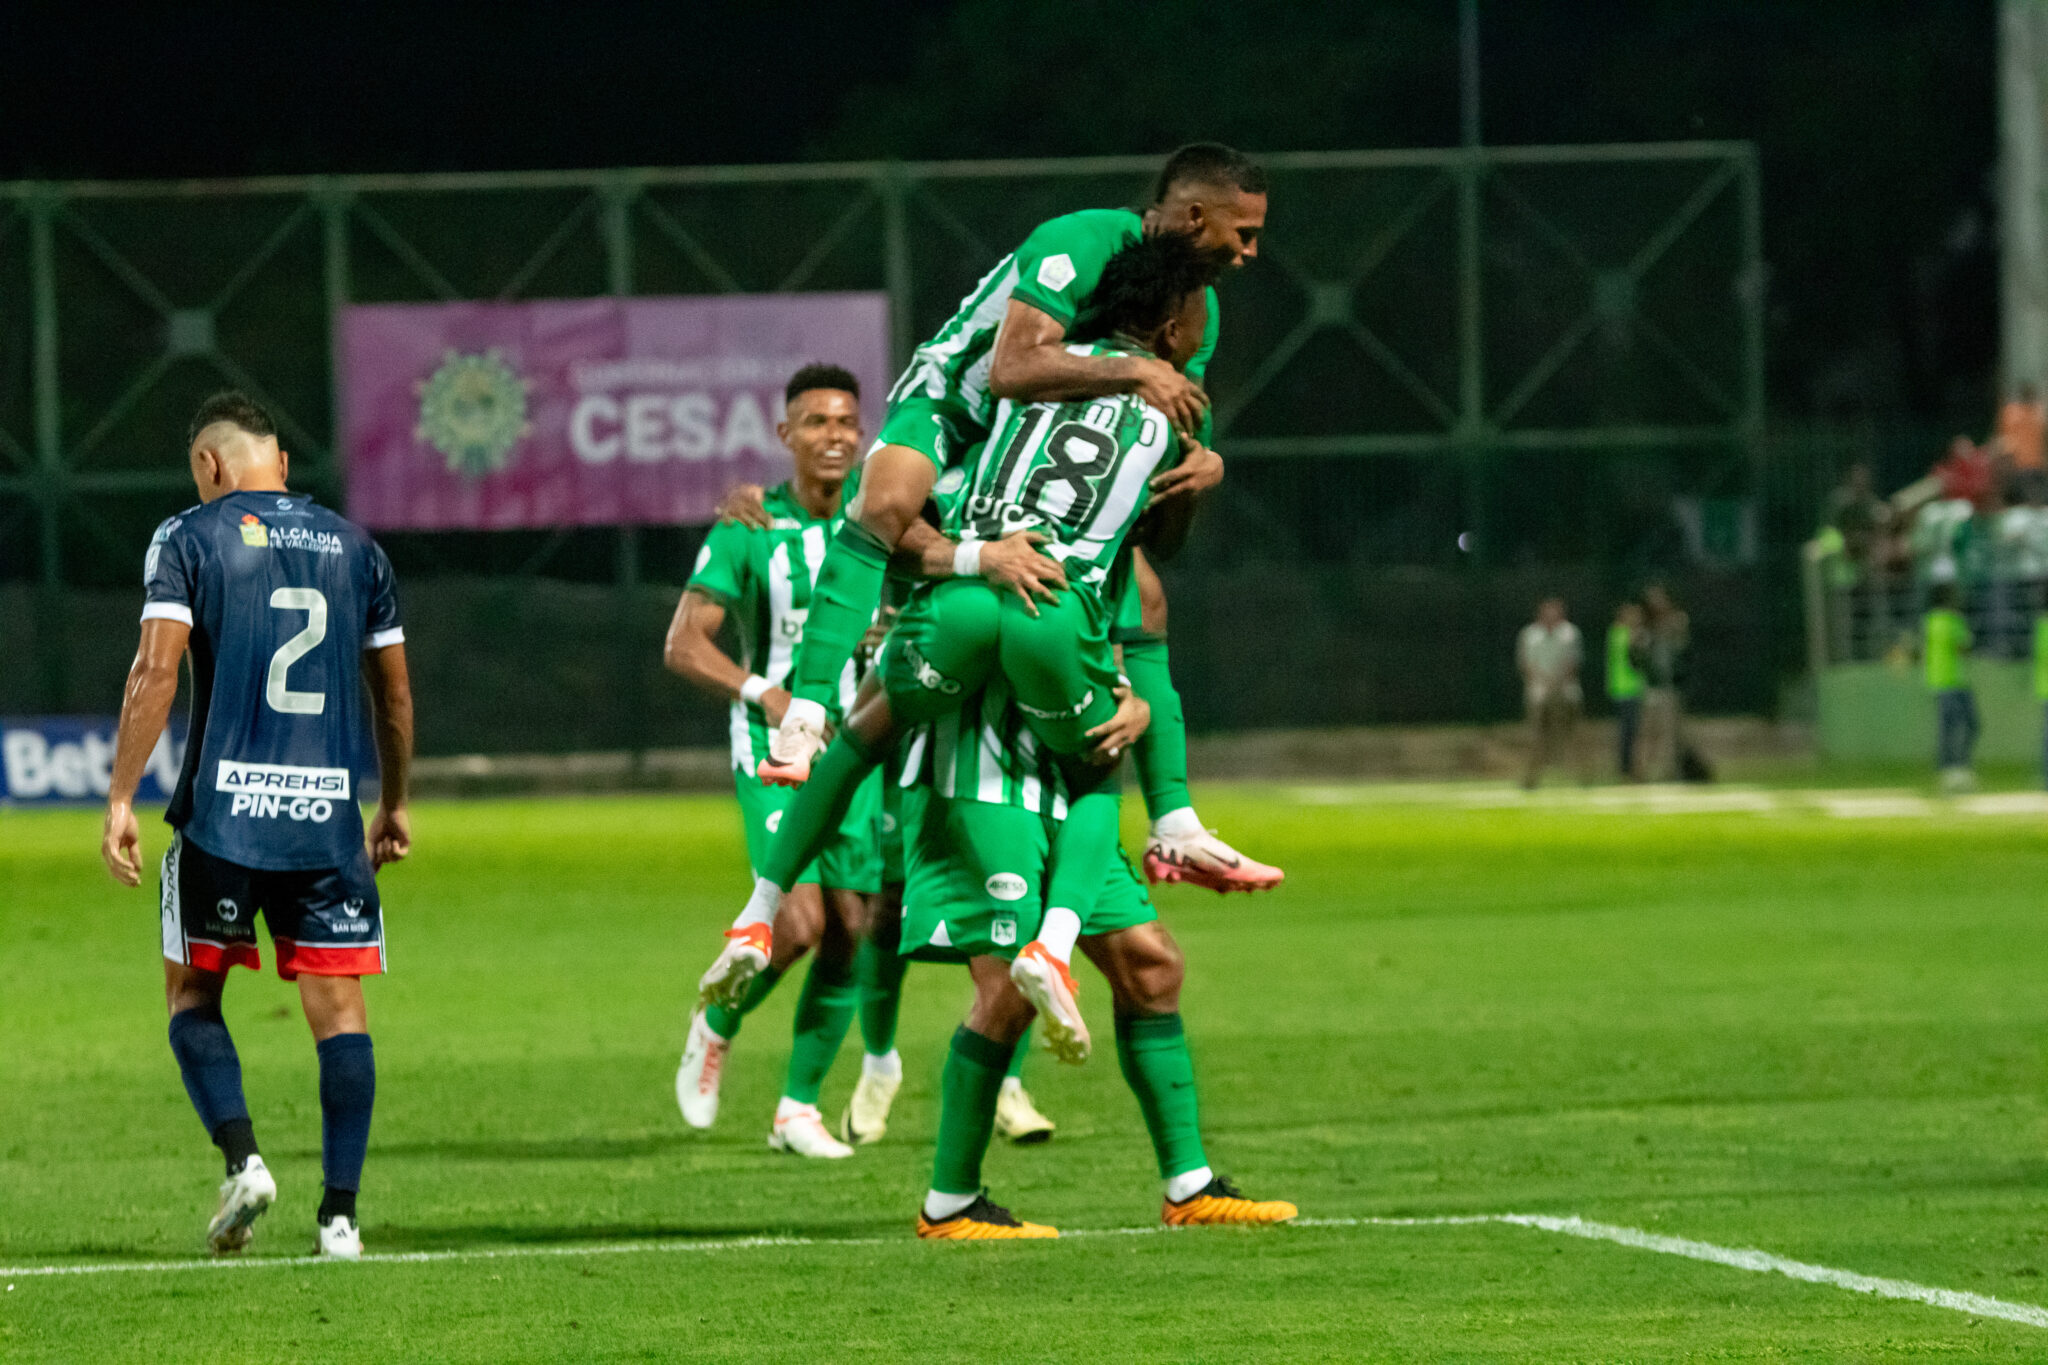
[6,784,2048,1361]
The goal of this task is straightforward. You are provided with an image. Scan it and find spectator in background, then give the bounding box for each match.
[1638,585,1691,781]
[1516,597,1584,790]
[2035,604,2048,790]
[1997,383,2046,497]
[1823,462,1889,573]
[1607,601,1647,781]
[1934,434,1995,507]
[1924,582,1978,794]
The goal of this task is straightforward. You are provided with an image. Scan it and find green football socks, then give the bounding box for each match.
[930,1026,1012,1194]
[854,932,908,1057]
[782,950,858,1106]
[704,963,784,1040]
[1115,1011,1207,1179]
[759,730,879,891]
[789,521,891,706]
[1007,1024,1033,1079]
[1122,637,1192,822]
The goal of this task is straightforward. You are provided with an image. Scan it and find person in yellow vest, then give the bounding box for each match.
[2035,604,2048,789]
[1608,601,1647,780]
[1924,582,1978,793]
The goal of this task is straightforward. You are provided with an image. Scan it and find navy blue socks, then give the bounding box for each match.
[168,1007,257,1173]
[316,1033,375,1221]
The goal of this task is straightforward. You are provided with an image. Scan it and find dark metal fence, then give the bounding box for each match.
[0,146,1768,750]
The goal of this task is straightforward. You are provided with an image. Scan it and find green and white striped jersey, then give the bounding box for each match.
[902,676,1068,820]
[888,207,1220,432]
[946,346,1181,595]
[687,483,860,775]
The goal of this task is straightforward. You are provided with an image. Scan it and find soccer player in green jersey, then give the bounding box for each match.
[661,364,888,1159]
[761,143,1280,891]
[700,233,1223,1061]
[899,676,1298,1239]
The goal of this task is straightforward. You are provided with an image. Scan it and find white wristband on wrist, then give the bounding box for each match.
[952,540,984,578]
[739,674,773,705]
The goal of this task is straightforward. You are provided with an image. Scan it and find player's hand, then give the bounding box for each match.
[368,805,412,869]
[715,483,770,529]
[1148,435,1224,505]
[979,532,1067,616]
[101,800,143,887]
[1128,357,1209,438]
[1085,684,1151,763]
[760,685,792,727]
[855,606,899,666]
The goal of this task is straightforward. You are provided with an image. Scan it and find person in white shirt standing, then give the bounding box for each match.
[1517,597,1585,790]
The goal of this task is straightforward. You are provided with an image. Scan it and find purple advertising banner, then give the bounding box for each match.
[340,293,890,530]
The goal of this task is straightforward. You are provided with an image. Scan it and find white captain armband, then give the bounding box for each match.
[952,540,984,578]
[739,674,773,705]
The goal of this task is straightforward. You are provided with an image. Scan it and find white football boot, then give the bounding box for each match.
[675,1009,732,1130]
[994,1077,1056,1144]
[838,1059,902,1145]
[1142,826,1284,893]
[315,1214,362,1259]
[758,697,830,787]
[768,1103,854,1159]
[1009,943,1091,1065]
[206,1154,277,1254]
[697,924,772,1012]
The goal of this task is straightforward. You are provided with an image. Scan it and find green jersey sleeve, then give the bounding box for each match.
[1008,209,1141,329]
[1189,284,1220,446]
[686,520,751,609]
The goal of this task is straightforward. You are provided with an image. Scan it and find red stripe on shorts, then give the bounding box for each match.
[274,940,384,980]
[184,939,262,974]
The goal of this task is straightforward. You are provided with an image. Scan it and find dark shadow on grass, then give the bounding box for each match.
[367,1218,888,1253]
[280,1134,701,1162]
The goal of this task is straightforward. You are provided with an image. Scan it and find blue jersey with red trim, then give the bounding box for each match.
[141,490,402,871]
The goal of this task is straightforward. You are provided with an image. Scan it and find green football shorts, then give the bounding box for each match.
[734,765,884,894]
[898,785,1156,963]
[879,770,907,887]
[878,579,1121,754]
[871,393,988,474]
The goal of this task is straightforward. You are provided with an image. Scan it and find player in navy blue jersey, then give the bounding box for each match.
[101,391,414,1260]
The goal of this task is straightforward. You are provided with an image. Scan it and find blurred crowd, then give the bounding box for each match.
[1515,587,1702,789]
[1814,386,2048,660]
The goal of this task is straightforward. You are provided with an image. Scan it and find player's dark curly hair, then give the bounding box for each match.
[187,390,276,445]
[1076,232,1229,343]
[784,363,860,406]
[1152,142,1267,203]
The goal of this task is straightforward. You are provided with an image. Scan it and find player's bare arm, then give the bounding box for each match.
[362,642,414,869]
[102,617,190,886]
[988,298,1209,436]
[889,517,1068,609]
[664,589,790,726]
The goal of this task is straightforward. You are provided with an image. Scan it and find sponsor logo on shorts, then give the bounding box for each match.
[1017,689,1093,722]
[215,898,240,923]
[343,898,365,919]
[991,914,1018,947]
[880,812,898,835]
[766,810,783,833]
[985,872,1028,902]
[904,643,962,695]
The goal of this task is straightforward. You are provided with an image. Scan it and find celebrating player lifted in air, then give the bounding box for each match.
[100,392,413,1260]
[763,142,1282,891]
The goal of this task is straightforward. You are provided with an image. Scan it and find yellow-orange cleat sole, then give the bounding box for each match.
[1162,1193,1299,1226]
[916,1213,1059,1240]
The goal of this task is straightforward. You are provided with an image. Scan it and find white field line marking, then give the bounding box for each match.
[7,1212,2048,1330]
[1281,782,2048,822]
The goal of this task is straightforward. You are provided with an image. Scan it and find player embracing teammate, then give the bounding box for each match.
[692,143,1297,1237]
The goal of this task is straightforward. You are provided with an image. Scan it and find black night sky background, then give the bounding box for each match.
[0,0,2002,430]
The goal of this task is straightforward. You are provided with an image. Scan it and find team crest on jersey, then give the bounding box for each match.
[416,349,531,478]
[933,466,967,496]
[238,515,269,548]
[990,914,1018,947]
